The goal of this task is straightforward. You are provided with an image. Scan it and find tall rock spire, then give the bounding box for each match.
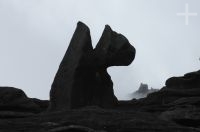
[49,22,136,111]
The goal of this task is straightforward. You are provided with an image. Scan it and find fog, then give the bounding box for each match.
[0,0,200,100]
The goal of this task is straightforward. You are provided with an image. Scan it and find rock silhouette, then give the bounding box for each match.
[137,83,148,93]
[0,87,48,113]
[1,22,200,132]
[131,83,158,99]
[139,70,200,106]
[49,22,136,111]
[166,70,200,89]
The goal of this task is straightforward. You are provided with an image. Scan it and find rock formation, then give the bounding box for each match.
[166,70,200,89]
[49,22,136,111]
[132,83,158,99]
[0,87,48,113]
[1,22,200,131]
[139,70,200,105]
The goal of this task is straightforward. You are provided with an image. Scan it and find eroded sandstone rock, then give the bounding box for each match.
[49,22,136,110]
[49,22,94,110]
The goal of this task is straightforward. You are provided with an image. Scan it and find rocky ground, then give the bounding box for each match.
[0,70,199,132]
[0,106,199,132]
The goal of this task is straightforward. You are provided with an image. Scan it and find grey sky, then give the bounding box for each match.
[0,0,199,100]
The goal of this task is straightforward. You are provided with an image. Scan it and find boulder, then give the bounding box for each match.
[0,87,46,113]
[49,22,136,111]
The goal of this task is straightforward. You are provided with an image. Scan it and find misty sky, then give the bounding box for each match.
[0,0,200,100]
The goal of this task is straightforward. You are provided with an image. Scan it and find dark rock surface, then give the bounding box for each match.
[0,87,48,114]
[94,25,135,67]
[49,22,94,111]
[140,70,200,106]
[131,70,200,130]
[0,106,199,132]
[49,125,101,132]
[166,70,200,89]
[49,22,135,111]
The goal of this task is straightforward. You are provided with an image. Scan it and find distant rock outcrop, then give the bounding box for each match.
[131,83,158,99]
[49,22,136,111]
[140,70,200,105]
